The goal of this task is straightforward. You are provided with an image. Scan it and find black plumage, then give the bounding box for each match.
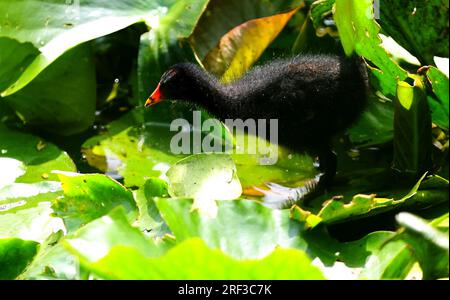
[146,54,369,193]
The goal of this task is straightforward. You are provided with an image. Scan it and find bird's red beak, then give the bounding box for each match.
[144,83,163,107]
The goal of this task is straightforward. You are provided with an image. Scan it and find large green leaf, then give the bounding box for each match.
[0,0,181,96]
[425,66,449,130]
[155,198,312,259]
[394,212,449,279]
[333,0,447,133]
[166,153,242,216]
[65,207,166,263]
[137,0,209,102]
[71,238,324,280]
[3,44,96,135]
[136,0,223,167]
[0,123,76,184]
[329,230,416,279]
[379,0,449,66]
[355,233,417,279]
[63,198,439,280]
[81,109,182,188]
[0,0,211,134]
[155,197,430,279]
[0,181,64,242]
[133,178,170,237]
[348,95,394,146]
[52,172,137,232]
[0,37,39,92]
[0,158,25,189]
[334,0,407,97]
[393,75,432,179]
[18,231,80,280]
[0,238,38,279]
[65,207,323,279]
[232,138,317,188]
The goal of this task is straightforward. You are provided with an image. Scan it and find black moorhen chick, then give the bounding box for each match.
[145,55,369,202]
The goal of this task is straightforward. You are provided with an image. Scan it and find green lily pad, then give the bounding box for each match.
[81,109,182,188]
[156,196,432,279]
[166,153,242,216]
[355,232,417,279]
[0,181,64,242]
[66,197,430,280]
[70,237,324,280]
[0,124,76,184]
[65,207,166,263]
[52,172,137,232]
[65,207,324,280]
[232,143,317,188]
[155,197,313,259]
[0,238,38,279]
[18,231,80,280]
[310,230,415,280]
[0,158,25,189]
[82,108,317,190]
[134,178,170,237]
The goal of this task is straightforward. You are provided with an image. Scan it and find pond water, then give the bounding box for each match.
[80,105,319,192]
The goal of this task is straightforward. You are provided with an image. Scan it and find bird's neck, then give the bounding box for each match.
[185,70,238,120]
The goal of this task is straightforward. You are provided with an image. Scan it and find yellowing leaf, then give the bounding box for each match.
[203,9,298,82]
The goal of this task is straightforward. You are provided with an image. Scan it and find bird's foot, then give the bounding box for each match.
[255,175,325,209]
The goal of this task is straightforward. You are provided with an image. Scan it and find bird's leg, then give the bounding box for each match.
[285,148,336,206]
[316,148,337,191]
[259,148,337,209]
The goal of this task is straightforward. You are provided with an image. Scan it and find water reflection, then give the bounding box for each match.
[82,113,318,190]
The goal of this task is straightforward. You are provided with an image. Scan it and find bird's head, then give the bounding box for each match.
[144,64,195,107]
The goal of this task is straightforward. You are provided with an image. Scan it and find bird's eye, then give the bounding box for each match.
[161,68,178,84]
